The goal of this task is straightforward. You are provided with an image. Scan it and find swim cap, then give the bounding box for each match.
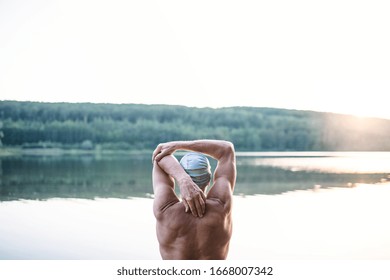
[179,152,211,188]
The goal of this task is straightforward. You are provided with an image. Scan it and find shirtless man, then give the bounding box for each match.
[152,140,236,260]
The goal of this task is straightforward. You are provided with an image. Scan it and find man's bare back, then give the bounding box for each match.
[152,140,236,260]
[156,197,232,259]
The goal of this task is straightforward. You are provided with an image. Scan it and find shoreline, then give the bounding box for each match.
[3,146,390,158]
[0,146,152,157]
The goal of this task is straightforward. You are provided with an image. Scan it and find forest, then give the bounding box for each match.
[1,100,390,151]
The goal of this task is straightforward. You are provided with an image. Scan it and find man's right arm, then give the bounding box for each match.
[153,140,235,166]
[202,141,236,206]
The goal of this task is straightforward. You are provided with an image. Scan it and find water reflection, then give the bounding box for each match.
[0,155,153,201]
[1,152,390,260]
[0,152,389,201]
[236,165,383,195]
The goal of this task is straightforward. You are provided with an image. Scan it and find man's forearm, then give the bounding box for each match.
[156,155,191,184]
[155,154,206,217]
[167,140,234,160]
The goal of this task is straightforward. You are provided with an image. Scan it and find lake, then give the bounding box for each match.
[0,152,390,259]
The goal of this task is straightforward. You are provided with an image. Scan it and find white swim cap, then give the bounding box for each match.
[179,152,211,188]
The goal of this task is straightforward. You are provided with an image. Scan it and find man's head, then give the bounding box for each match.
[179,152,211,190]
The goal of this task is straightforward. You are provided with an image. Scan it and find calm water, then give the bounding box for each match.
[1,152,390,259]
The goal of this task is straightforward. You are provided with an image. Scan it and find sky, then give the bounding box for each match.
[1,0,390,119]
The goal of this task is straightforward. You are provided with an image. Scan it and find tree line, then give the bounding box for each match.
[1,100,390,151]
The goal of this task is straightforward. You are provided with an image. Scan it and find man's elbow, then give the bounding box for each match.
[221,141,235,159]
[225,141,235,151]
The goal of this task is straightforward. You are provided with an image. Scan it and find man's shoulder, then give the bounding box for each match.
[206,179,234,205]
[207,195,233,214]
[153,200,181,220]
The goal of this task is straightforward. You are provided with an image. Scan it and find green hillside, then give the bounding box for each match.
[1,100,390,151]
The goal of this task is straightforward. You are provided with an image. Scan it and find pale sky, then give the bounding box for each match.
[1,0,390,119]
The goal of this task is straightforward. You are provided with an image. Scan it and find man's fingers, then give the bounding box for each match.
[200,190,206,201]
[197,191,206,215]
[152,146,161,163]
[153,152,162,163]
[186,198,197,217]
[194,197,204,218]
[154,149,169,163]
[184,194,206,217]
[183,200,189,212]
[181,187,207,217]
[200,195,206,215]
[155,152,165,162]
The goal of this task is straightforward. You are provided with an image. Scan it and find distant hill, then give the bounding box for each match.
[1,100,390,151]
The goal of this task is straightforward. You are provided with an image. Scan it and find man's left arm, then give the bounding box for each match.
[152,158,180,219]
[153,155,206,217]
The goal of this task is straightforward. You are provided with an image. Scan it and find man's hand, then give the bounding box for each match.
[178,177,206,218]
[152,142,179,163]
